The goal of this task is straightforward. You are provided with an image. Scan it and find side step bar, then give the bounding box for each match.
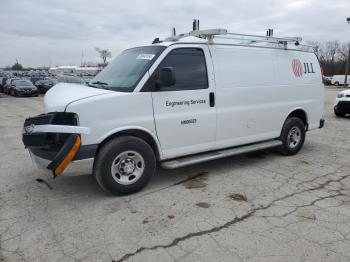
[161,140,282,169]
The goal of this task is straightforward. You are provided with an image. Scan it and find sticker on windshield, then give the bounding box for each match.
[137,54,155,60]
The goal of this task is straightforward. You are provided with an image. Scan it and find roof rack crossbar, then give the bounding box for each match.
[224,32,302,43]
[214,35,288,45]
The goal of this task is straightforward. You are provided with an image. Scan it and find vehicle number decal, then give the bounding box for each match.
[137,54,155,60]
[181,119,197,125]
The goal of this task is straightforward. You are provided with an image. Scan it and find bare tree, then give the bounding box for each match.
[324,41,340,63]
[307,41,325,61]
[338,42,350,62]
[95,47,112,65]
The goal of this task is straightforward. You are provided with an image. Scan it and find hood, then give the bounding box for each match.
[339,89,350,96]
[44,83,113,112]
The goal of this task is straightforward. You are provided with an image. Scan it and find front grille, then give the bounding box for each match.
[338,101,350,111]
[24,114,55,126]
[23,113,78,148]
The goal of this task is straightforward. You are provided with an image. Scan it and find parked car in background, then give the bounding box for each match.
[8,79,38,97]
[331,75,349,86]
[0,72,13,93]
[81,75,94,84]
[35,78,58,93]
[0,76,7,93]
[334,89,350,117]
[30,76,44,85]
[323,76,332,85]
[57,75,85,85]
[4,78,20,94]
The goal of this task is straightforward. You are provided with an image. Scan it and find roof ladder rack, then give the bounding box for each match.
[161,19,306,49]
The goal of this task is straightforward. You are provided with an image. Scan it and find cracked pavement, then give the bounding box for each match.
[1,88,350,262]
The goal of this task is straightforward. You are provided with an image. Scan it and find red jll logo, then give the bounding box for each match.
[292,59,303,77]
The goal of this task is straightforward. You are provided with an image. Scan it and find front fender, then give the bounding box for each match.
[97,126,163,159]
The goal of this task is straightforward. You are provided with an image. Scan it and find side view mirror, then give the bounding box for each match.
[155,67,176,89]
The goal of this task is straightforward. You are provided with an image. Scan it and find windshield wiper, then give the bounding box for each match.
[91,81,108,85]
[89,81,111,90]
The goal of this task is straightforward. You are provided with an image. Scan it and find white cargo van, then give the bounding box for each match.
[331,75,349,86]
[22,25,324,194]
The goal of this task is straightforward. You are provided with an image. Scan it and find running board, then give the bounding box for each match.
[161,140,282,169]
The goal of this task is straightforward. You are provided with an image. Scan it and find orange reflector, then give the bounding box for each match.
[54,135,81,177]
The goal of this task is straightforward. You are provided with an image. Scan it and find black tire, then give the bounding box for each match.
[334,82,339,86]
[334,107,345,117]
[279,117,306,156]
[9,89,14,96]
[94,136,156,194]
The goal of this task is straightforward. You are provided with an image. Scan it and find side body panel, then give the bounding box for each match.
[274,49,323,130]
[210,45,323,150]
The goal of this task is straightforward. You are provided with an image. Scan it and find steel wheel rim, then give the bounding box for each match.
[287,126,301,149]
[111,150,145,185]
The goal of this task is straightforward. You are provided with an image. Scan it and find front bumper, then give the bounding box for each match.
[30,152,94,176]
[22,113,93,177]
[16,89,38,96]
[334,101,350,113]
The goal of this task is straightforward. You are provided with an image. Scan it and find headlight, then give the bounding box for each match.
[337,93,344,98]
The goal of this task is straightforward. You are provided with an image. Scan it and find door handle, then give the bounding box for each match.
[209,92,215,107]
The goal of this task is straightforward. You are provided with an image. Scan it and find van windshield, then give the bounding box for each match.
[90,46,165,92]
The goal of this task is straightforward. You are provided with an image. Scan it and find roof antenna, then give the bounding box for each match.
[193,19,199,31]
[266,28,273,37]
[171,27,176,38]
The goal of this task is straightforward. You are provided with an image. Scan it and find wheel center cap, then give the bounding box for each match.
[119,158,135,175]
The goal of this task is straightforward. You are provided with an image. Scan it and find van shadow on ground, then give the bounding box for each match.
[32,147,292,200]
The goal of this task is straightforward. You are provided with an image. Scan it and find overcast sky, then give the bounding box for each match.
[0,0,349,68]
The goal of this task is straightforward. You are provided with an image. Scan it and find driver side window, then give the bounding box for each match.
[145,48,208,91]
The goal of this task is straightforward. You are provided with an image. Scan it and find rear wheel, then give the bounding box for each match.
[334,81,340,86]
[279,117,305,155]
[94,136,156,194]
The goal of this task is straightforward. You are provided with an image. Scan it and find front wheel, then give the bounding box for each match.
[279,117,306,155]
[334,107,345,117]
[94,136,156,194]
